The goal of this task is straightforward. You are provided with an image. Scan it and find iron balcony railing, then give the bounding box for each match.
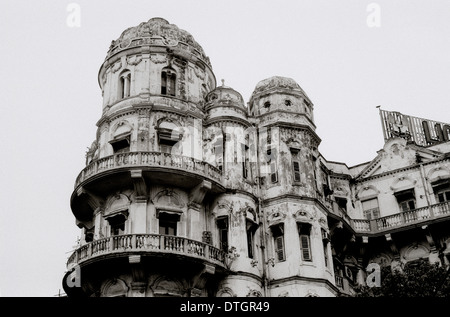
[75,151,222,187]
[330,200,450,234]
[67,234,228,268]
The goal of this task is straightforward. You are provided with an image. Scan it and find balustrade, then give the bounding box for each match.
[67,234,227,267]
[75,151,222,187]
[329,201,450,235]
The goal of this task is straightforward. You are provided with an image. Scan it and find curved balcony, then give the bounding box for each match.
[71,151,224,222]
[75,151,222,188]
[67,234,228,269]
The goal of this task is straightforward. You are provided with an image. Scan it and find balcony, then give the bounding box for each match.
[75,151,222,188]
[67,234,228,269]
[71,151,224,222]
[350,201,450,235]
[327,199,450,236]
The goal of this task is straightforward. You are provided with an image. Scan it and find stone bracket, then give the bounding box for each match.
[385,233,400,260]
[191,263,215,291]
[421,225,437,252]
[129,255,146,284]
[131,170,148,202]
[76,186,105,211]
[188,180,211,210]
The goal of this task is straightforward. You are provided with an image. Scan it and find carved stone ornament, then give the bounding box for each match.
[294,209,313,222]
[267,208,287,225]
[126,55,143,66]
[217,287,236,297]
[213,200,233,217]
[246,289,262,297]
[111,61,122,73]
[150,54,167,64]
[101,278,129,297]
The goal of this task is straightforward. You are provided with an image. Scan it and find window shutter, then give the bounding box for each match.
[300,235,312,261]
[270,162,278,183]
[293,161,300,182]
[275,236,285,261]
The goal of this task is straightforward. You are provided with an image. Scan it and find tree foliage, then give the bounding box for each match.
[353,259,450,297]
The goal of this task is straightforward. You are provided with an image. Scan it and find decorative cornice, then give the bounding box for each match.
[355,157,450,184]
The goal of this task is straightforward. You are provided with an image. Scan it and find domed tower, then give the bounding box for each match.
[249,76,336,297]
[202,82,263,297]
[63,18,233,297]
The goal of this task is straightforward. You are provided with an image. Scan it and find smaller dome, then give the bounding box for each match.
[250,76,306,98]
[205,81,248,121]
[206,82,245,109]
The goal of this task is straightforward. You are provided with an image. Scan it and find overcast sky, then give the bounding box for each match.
[1,0,449,297]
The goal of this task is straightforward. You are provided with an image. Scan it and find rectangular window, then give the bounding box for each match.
[213,138,224,172]
[270,161,278,183]
[266,148,278,183]
[322,229,329,267]
[362,198,379,220]
[241,144,249,179]
[158,212,179,236]
[298,223,312,262]
[217,217,228,252]
[247,230,253,258]
[109,135,130,153]
[323,241,329,267]
[271,224,285,262]
[107,213,127,236]
[312,156,319,191]
[266,127,272,145]
[432,182,450,203]
[157,128,182,154]
[246,220,257,259]
[159,220,177,235]
[335,197,347,211]
[290,148,301,183]
[161,71,176,96]
[293,161,301,182]
[394,189,416,212]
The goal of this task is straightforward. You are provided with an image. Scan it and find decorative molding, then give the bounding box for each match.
[150,54,167,64]
[111,61,122,73]
[126,55,143,66]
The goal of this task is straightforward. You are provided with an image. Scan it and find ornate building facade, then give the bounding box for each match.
[63,17,450,297]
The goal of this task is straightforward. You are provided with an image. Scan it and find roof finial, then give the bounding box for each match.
[221,79,225,87]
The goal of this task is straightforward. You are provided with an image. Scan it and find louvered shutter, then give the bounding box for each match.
[300,235,312,261]
[275,236,285,261]
[293,161,300,182]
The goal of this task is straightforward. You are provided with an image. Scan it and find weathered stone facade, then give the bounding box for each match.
[63,17,450,297]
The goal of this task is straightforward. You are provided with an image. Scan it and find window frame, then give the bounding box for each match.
[271,223,285,262]
[298,223,312,262]
[118,70,131,99]
[290,147,301,183]
[217,217,229,252]
[394,188,416,212]
[161,69,176,96]
[361,197,380,220]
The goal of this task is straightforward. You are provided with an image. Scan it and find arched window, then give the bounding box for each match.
[118,70,131,99]
[161,68,176,96]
